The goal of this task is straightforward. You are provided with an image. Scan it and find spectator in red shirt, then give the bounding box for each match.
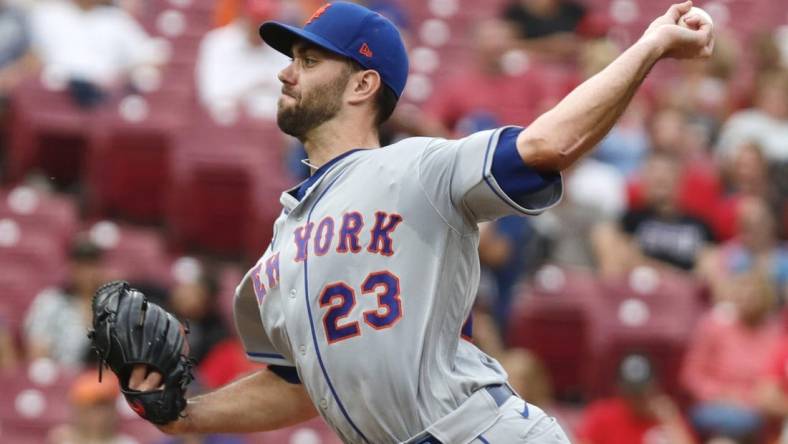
[755,323,788,440]
[577,354,696,444]
[680,271,781,442]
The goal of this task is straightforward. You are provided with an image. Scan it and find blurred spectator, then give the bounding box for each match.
[420,18,545,136]
[501,348,578,441]
[699,197,788,304]
[576,354,696,444]
[0,0,37,106]
[197,0,289,121]
[214,0,409,32]
[658,32,739,131]
[478,217,535,334]
[593,153,715,276]
[680,271,781,442]
[751,31,783,74]
[634,105,723,227]
[501,0,587,61]
[532,158,625,269]
[501,348,552,406]
[29,0,163,99]
[712,143,778,241]
[168,271,230,366]
[48,370,138,444]
[23,236,106,367]
[754,324,788,442]
[717,70,788,164]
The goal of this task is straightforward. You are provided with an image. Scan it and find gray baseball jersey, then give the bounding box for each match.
[234,126,563,443]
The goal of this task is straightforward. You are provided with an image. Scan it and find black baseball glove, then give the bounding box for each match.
[88,280,194,425]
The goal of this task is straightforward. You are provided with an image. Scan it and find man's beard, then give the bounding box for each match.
[277,72,349,140]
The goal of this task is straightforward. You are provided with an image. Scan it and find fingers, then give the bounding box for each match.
[696,22,715,57]
[666,1,693,21]
[682,15,703,30]
[129,364,147,390]
[139,371,164,391]
[128,365,164,391]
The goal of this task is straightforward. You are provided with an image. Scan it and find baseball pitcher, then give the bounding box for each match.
[90,1,714,443]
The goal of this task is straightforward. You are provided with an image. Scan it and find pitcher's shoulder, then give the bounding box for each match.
[368,136,446,161]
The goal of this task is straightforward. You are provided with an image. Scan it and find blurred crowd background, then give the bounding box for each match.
[0,0,786,443]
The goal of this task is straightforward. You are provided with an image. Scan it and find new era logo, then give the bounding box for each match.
[359,43,373,57]
[306,3,332,25]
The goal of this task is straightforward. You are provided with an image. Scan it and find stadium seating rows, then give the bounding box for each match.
[6,77,290,257]
[507,264,704,401]
[5,0,784,256]
[0,186,247,336]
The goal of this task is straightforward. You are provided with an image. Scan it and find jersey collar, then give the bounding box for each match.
[282,149,366,210]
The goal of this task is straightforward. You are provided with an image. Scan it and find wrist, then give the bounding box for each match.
[637,30,669,61]
[181,399,200,433]
[161,400,197,435]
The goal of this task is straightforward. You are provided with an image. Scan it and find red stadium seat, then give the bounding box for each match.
[6,77,97,188]
[0,186,79,253]
[86,221,174,287]
[166,117,289,258]
[0,421,49,444]
[0,361,78,440]
[587,267,703,398]
[84,91,190,224]
[507,265,603,401]
[0,220,68,284]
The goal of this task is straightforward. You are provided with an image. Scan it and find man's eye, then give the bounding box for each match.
[304,58,318,66]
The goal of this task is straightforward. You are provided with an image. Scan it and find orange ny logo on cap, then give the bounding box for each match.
[306,3,332,25]
[359,43,373,57]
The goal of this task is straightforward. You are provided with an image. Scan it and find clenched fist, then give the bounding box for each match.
[640,1,714,60]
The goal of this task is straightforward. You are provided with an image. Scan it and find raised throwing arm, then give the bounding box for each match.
[516,1,714,172]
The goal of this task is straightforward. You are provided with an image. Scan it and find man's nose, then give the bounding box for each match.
[278,61,297,85]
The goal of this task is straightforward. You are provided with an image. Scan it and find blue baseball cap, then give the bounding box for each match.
[259,2,409,98]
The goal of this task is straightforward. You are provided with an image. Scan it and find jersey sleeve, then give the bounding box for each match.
[417,126,563,229]
[233,266,294,367]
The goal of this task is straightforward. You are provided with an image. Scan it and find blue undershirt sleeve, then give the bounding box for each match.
[490,127,561,204]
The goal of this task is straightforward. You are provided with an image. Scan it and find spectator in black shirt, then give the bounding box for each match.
[593,153,715,275]
[501,0,587,61]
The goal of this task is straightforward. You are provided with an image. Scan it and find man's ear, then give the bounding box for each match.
[347,69,381,105]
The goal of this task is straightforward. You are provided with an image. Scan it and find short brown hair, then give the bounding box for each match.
[347,60,398,126]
